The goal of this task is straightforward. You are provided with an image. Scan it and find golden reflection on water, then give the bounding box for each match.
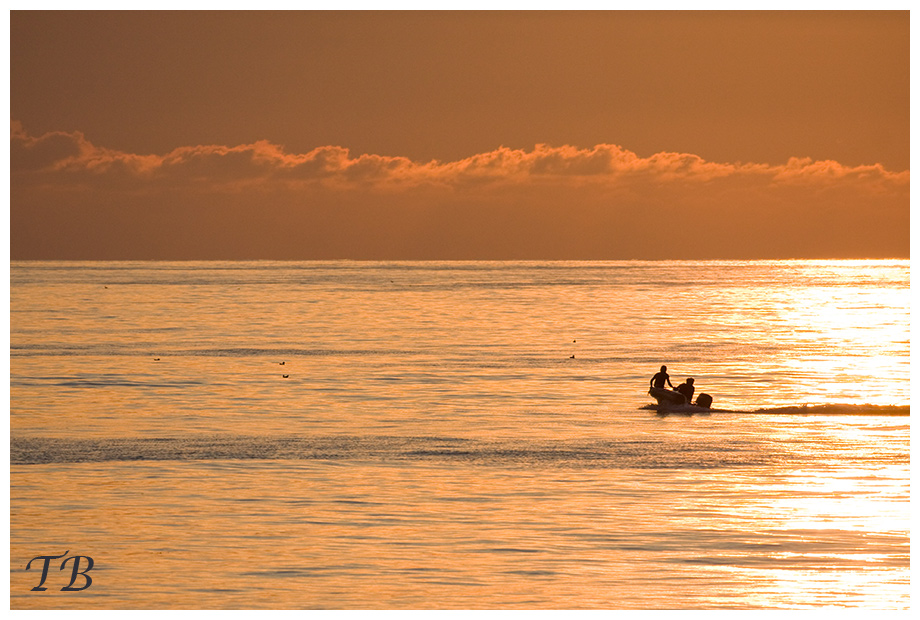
[762,468,909,533]
[11,429,910,610]
[10,261,910,609]
[776,286,908,405]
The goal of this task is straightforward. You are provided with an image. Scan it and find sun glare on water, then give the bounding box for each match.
[766,262,909,407]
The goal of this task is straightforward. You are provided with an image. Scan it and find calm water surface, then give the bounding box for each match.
[9,261,910,608]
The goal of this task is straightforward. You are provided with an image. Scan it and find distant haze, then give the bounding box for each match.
[10,11,909,260]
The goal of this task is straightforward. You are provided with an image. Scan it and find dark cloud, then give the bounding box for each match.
[10,121,84,172]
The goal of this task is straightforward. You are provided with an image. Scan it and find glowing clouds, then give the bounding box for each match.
[11,123,909,191]
[9,123,910,259]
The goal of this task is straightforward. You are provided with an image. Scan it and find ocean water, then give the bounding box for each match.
[9,260,910,609]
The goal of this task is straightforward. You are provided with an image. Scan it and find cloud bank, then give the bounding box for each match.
[10,123,909,259]
[12,121,907,189]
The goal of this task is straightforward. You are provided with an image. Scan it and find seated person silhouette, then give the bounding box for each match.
[675,377,695,403]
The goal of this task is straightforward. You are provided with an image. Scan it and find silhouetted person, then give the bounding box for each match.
[650,365,674,389]
[676,377,695,403]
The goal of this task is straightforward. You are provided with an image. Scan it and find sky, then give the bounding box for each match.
[9,10,910,260]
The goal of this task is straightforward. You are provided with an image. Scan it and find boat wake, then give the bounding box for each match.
[640,403,909,416]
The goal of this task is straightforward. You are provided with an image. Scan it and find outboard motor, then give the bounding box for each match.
[695,393,713,409]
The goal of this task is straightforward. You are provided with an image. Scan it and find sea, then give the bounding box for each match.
[8,260,911,609]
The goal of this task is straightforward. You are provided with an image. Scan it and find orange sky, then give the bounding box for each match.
[10,11,909,259]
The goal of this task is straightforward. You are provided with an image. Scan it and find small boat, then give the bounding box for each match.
[648,387,713,410]
[649,387,687,406]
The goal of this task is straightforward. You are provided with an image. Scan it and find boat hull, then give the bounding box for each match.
[648,387,687,406]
